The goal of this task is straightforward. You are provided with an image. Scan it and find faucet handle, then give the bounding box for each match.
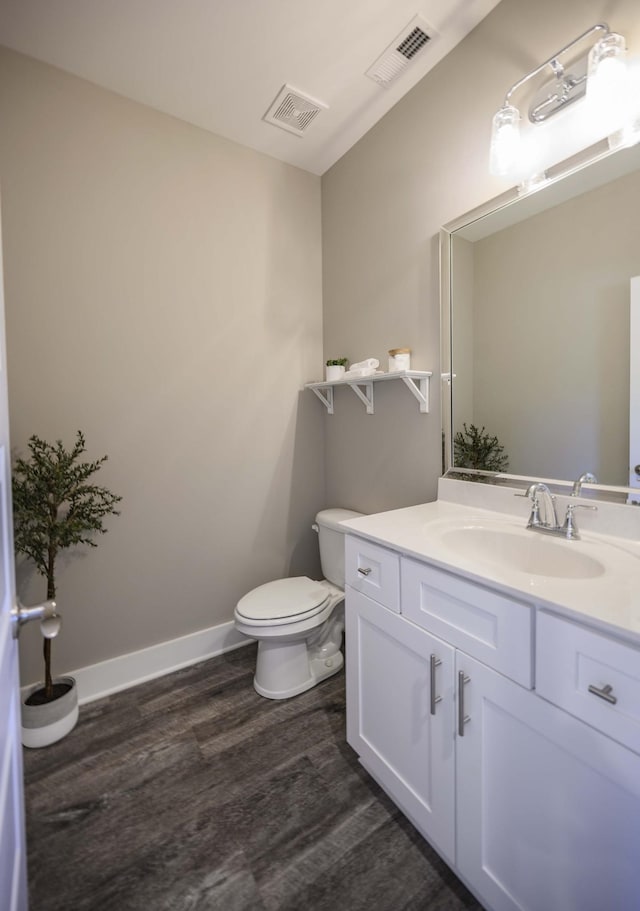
[515,487,542,527]
[565,503,598,514]
[562,502,598,539]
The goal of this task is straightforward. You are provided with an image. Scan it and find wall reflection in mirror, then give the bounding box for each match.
[442,143,640,502]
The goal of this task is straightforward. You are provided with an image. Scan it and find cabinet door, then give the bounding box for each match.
[345,586,455,863]
[456,652,640,911]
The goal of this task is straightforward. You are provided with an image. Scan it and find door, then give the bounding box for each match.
[345,587,456,864]
[0,206,28,910]
[630,276,640,498]
[456,652,640,911]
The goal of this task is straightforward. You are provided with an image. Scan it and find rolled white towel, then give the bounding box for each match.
[349,358,379,371]
[343,366,382,378]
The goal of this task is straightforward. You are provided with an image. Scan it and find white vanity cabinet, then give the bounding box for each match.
[344,533,640,911]
[456,651,640,911]
[345,586,456,864]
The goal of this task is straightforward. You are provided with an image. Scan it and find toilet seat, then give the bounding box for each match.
[235,577,331,627]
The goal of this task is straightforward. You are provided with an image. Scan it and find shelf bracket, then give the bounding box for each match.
[309,384,334,414]
[401,375,429,413]
[349,381,374,414]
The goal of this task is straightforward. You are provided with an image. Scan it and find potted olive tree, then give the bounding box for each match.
[12,431,121,747]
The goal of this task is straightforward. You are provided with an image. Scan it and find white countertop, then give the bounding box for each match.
[341,486,640,645]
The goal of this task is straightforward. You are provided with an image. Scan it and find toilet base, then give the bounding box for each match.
[253,633,344,700]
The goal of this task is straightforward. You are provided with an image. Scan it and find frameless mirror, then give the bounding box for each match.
[441,140,640,503]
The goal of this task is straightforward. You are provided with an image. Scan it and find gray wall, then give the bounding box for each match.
[472,167,640,485]
[321,0,640,510]
[451,236,475,432]
[0,48,325,684]
[3,0,640,682]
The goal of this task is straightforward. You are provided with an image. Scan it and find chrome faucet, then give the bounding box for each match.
[571,472,597,497]
[516,482,597,539]
[517,482,560,532]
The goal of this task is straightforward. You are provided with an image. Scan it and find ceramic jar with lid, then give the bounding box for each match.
[388,348,411,372]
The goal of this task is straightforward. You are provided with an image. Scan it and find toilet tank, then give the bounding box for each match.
[315,508,363,588]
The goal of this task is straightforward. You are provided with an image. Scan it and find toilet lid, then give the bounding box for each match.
[236,577,331,622]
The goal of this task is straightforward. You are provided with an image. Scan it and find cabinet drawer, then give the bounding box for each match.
[537,611,640,755]
[401,558,533,687]
[345,535,400,612]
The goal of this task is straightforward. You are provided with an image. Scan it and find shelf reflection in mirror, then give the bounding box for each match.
[441,140,640,504]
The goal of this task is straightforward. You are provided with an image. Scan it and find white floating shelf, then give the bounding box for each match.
[305,370,432,415]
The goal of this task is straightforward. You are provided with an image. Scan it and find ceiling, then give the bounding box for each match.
[0,0,501,175]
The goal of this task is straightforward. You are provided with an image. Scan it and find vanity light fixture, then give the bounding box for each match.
[490,23,639,182]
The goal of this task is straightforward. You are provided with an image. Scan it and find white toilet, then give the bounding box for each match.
[234,508,362,699]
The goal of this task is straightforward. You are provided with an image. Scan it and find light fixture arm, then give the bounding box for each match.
[501,22,610,111]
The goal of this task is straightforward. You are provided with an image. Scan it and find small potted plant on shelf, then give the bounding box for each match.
[325,358,348,382]
[12,431,122,748]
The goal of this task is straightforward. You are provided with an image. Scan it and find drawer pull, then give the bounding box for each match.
[458,671,471,736]
[588,683,617,705]
[430,654,442,716]
[357,566,372,576]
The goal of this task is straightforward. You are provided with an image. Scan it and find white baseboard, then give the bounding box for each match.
[23,621,254,706]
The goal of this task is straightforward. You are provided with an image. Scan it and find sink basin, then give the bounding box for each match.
[440,526,606,579]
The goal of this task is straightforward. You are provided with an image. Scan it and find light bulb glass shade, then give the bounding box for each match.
[608,55,640,151]
[608,105,640,151]
[587,32,627,107]
[490,104,521,176]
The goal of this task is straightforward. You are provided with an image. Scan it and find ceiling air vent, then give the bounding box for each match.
[263,84,328,137]
[366,15,435,88]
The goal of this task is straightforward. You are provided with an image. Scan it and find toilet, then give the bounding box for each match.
[234,508,362,699]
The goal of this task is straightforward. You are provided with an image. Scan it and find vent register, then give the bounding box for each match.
[366,16,433,87]
[263,15,434,136]
[263,85,328,136]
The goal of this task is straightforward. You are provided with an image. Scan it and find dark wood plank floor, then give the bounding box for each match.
[23,644,484,911]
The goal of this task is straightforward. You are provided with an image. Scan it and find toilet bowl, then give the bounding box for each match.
[234,508,362,699]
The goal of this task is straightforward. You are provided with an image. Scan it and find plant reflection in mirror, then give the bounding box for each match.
[454,423,509,474]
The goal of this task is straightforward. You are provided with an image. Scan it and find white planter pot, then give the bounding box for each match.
[21,676,79,748]
[326,365,346,382]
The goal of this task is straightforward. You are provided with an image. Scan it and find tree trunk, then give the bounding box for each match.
[44,553,56,700]
[42,638,53,700]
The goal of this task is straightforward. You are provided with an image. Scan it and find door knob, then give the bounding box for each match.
[635,465,640,477]
[11,599,61,639]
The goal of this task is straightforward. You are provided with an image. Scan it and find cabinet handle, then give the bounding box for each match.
[588,683,617,705]
[458,671,471,736]
[357,566,372,576]
[430,654,442,715]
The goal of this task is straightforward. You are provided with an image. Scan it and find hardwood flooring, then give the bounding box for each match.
[23,644,484,911]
